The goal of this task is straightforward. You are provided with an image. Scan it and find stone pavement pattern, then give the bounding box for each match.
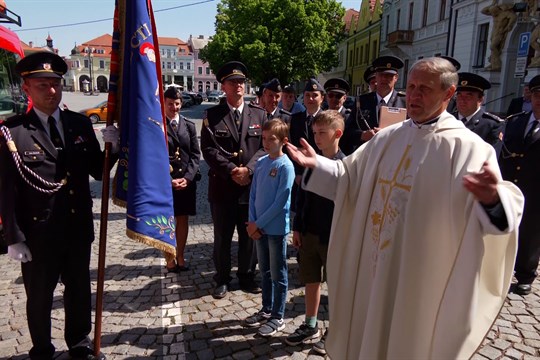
[0,161,539,359]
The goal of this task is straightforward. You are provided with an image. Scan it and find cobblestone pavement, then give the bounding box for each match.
[1,160,539,359]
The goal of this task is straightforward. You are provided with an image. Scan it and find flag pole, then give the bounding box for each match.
[94,0,124,355]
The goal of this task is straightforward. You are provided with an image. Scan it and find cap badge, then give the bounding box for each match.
[461,80,468,86]
[334,84,339,88]
[386,63,391,68]
[312,84,316,90]
[43,63,51,70]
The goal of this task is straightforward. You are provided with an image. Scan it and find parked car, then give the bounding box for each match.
[185,91,202,105]
[207,91,224,102]
[79,100,108,124]
[182,94,193,108]
[197,91,208,102]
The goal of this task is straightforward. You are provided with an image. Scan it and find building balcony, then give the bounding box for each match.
[386,30,414,47]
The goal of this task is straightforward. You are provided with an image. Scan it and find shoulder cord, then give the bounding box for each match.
[0,126,65,194]
[201,119,239,159]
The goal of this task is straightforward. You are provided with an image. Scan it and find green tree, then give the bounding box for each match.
[200,0,346,85]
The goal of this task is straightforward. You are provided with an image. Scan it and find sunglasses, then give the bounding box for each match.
[327,93,344,99]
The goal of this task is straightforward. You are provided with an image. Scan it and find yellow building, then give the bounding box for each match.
[345,0,383,95]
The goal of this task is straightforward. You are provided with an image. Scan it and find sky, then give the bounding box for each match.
[5,0,359,57]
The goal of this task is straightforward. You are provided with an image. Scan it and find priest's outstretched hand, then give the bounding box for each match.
[286,138,317,169]
[462,162,500,206]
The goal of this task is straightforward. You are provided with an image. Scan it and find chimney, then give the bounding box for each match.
[198,35,204,39]
[29,41,33,48]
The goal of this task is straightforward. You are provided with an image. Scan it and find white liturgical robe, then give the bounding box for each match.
[304,111,524,359]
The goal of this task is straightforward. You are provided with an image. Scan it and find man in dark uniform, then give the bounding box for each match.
[499,74,540,296]
[261,78,292,124]
[507,84,532,117]
[279,83,306,115]
[200,61,266,299]
[323,78,351,153]
[0,52,117,360]
[454,72,505,155]
[363,66,377,93]
[341,55,406,155]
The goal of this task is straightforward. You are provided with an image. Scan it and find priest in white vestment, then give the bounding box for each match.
[287,58,524,359]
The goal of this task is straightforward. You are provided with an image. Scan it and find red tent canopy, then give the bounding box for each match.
[0,25,24,58]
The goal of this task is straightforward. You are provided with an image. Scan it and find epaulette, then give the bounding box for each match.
[342,108,351,115]
[397,91,406,96]
[482,111,504,122]
[181,115,195,125]
[248,102,265,111]
[504,111,526,122]
[278,108,292,116]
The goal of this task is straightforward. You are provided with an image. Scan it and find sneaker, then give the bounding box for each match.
[244,310,271,327]
[258,318,285,337]
[284,323,320,346]
[312,328,328,355]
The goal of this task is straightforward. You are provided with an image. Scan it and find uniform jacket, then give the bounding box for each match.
[499,111,540,217]
[341,90,406,155]
[0,109,105,250]
[200,101,266,203]
[453,109,505,156]
[506,97,525,118]
[167,116,200,181]
[290,109,320,175]
[268,107,292,125]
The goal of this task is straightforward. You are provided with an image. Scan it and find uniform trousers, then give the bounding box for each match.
[22,239,92,359]
[210,202,255,286]
[514,210,540,285]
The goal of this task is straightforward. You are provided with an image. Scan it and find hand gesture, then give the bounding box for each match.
[285,138,317,169]
[462,162,500,206]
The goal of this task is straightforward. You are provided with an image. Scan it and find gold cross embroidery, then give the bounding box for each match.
[371,145,413,250]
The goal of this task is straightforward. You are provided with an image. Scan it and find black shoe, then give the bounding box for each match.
[69,346,106,360]
[213,284,228,299]
[240,279,262,294]
[515,283,532,296]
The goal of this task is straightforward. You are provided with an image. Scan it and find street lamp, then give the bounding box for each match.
[84,46,94,93]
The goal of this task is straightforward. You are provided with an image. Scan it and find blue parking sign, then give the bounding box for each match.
[518,32,531,57]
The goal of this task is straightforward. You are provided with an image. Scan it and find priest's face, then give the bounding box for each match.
[405,68,455,123]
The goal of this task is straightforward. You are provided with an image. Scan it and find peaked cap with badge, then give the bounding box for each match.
[216,61,247,83]
[457,72,491,93]
[363,66,377,83]
[15,51,67,79]
[324,78,350,95]
[440,56,461,71]
[372,55,404,75]
[303,78,325,93]
[264,78,282,93]
[528,75,540,92]
[283,83,296,94]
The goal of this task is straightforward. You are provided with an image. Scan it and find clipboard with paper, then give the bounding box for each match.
[379,106,407,128]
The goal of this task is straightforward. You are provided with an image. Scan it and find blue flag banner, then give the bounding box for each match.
[114,0,175,254]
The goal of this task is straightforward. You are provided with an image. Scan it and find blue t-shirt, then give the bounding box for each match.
[249,153,295,235]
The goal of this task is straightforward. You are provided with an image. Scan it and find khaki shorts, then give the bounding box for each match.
[299,232,328,284]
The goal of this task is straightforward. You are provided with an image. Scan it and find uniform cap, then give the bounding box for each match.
[363,66,376,83]
[303,78,325,93]
[282,83,296,94]
[457,72,491,93]
[324,78,350,94]
[529,75,540,92]
[15,51,67,79]
[440,56,461,71]
[372,55,404,75]
[264,78,282,93]
[216,61,247,83]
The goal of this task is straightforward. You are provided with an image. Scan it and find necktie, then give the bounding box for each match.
[48,116,64,149]
[234,109,241,129]
[171,119,178,131]
[267,112,273,121]
[461,117,467,124]
[525,119,539,142]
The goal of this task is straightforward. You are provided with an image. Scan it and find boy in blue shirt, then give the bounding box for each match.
[285,110,345,354]
[244,119,295,337]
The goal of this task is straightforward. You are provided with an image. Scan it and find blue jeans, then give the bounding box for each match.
[255,234,288,319]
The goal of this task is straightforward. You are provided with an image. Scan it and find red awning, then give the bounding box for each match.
[0,25,24,58]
